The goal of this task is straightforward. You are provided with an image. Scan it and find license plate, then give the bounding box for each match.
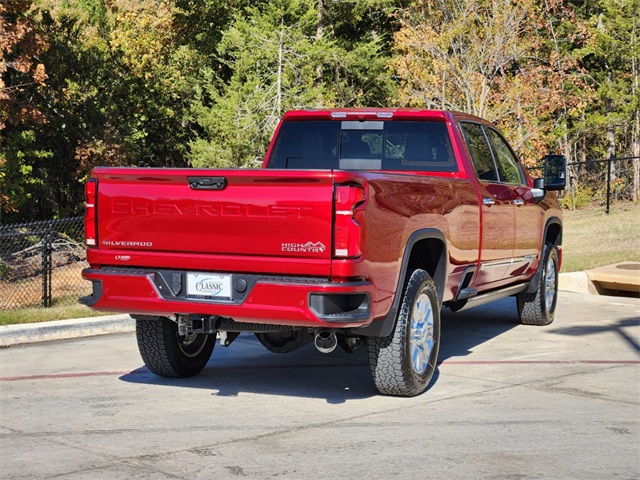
[186,273,232,300]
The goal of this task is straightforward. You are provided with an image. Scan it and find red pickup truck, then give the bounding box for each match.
[81,109,565,397]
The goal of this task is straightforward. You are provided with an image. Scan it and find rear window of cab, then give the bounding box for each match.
[266,120,458,172]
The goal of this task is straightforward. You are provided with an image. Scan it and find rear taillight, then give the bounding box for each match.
[333,184,365,258]
[84,179,97,247]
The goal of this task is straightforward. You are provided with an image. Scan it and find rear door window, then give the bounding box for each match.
[460,122,498,182]
[485,128,525,185]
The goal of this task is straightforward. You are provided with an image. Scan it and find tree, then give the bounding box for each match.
[0,0,49,222]
[574,0,640,200]
[2,0,212,221]
[189,0,400,168]
[190,1,318,167]
[392,0,592,165]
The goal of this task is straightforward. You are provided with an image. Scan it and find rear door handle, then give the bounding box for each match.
[188,176,227,190]
[483,197,496,206]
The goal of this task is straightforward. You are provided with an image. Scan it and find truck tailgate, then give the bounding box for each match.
[93,168,334,262]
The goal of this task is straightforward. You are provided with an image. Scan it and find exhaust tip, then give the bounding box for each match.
[314,330,337,354]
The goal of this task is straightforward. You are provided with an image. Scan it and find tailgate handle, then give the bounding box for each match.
[188,176,227,190]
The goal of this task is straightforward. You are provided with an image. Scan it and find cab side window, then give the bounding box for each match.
[485,128,524,185]
[460,122,498,181]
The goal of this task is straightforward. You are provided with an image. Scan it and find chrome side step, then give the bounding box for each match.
[447,283,528,313]
[453,266,477,302]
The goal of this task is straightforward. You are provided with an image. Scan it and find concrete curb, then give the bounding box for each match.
[0,314,134,347]
[558,272,595,295]
[559,263,640,296]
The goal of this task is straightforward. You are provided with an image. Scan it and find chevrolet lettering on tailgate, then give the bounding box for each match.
[111,199,313,218]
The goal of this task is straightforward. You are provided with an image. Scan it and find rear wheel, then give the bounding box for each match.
[517,243,559,326]
[136,317,215,377]
[367,269,441,397]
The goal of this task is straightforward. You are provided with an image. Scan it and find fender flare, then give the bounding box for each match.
[543,216,563,246]
[354,228,447,337]
[525,216,562,294]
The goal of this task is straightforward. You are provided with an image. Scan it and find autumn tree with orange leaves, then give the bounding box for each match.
[0,0,49,222]
[392,0,593,165]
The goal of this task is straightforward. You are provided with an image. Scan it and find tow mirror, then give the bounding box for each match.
[542,154,566,191]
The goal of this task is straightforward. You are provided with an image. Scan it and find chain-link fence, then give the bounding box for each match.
[0,216,89,310]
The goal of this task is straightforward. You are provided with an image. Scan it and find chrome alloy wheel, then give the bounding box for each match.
[544,255,557,313]
[410,292,435,375]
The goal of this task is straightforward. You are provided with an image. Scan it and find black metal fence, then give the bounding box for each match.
[528,156,640,213]
[0,216,89,310]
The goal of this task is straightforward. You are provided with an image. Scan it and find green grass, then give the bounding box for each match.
[562,204,640,272]
[0,301,113,326]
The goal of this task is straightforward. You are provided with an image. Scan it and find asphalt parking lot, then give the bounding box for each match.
[1,291,638,479]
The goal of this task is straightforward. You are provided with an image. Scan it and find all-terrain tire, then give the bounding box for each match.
[517,243,559,326]
[367,269,441,397]
[136,317,215,378]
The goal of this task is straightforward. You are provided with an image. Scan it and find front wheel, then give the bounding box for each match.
[136,317,215,377]
[517,243,559,326]
[367,269,441,397]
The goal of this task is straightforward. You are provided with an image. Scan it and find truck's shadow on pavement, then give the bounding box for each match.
[439,296,520,359]
[120,297,520,402]
[121,339,374,404]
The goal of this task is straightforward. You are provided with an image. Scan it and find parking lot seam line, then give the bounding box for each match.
[46,441,188,480]
[0,371,141,382]
[2,359,639,382]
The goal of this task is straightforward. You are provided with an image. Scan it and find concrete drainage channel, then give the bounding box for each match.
[1,262,638,348]
[560,261,640,297]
